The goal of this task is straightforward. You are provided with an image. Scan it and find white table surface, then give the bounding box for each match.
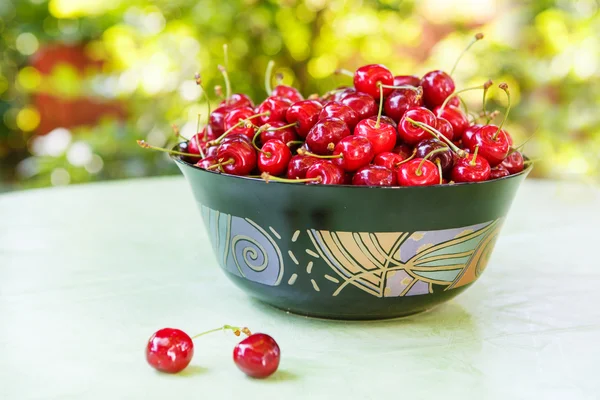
[1,177,599,400]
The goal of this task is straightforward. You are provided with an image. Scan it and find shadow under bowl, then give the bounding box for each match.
[173,151,531,320]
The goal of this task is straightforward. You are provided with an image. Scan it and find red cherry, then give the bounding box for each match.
[306,118,351,155]
[220,133,252,145]
[464,125,512,167]
[187,133,210,157]
[435,117,454,141]
[216,140,257,175]
[462,124,483,144]
[205,145,218,158]
[354,64,394,98]
[415,138,455,174]
[272,85,303,103]
[223,106,256,139]
[354,119,396,155]
[340,92,378,120]
[319,101,359,131]
[196,156,219,171]
[260,120,299,145]
[352,165,396,186]
[397,158,440,186]
[258,139,292,176]
[332,135,374,172]
[398,107,437,145]
[367,115,397,129]
[220,93,254,109]
[286,155,319,179]
[209,105,231,137]
[285,100,323,138]
[420,70,455,108]
[433,106,468,139]
[146,328,194,374]
[233,333,280,379]
[331,87,356,102]
[448,96,460,108]
[256,96,292,125]
[451,150,491,182]
[373,151,406,170]
[393,75,421,87]
[305,160,345,185]
[383,88,423,123]
[490,165,510,179]
[393,144,413,159]
[501,151,524,174]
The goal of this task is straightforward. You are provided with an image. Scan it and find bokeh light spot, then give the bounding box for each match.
[16,107,41,132]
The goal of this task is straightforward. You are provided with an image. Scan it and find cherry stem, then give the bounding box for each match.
[297,148,342,159]
[137,140,201,158]
[439,81,490,112]
[265,60,275,95]
[493,83,511,140]
[275,72,284,86]
[172,124,187,140]
[436,159,443,184]
[395,149,417,167]
[335,68,354,78]
[379,84,421,94]
[218,65,232,102]
[508,134,535,155]
[376,82,384,128]
[195,73,211,118]
[286,140,303,147]
[262,172,321,184]
[470,145,480,166]
[267,121,298,131]
[252,125,270,154]
[214,85,224,100]
[209,112,270,146]
[206,158,235,170]
[191,324,251,339]
[450,32,484,76]
[481,79,493,122]
[416,147,447,176]
[404,117,467,157]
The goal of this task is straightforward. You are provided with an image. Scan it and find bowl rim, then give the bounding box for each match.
[170,143,533,189]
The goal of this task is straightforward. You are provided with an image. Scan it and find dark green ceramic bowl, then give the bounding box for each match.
[173,152,531,320]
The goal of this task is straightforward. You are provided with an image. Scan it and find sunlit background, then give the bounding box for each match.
[0,0,599,191]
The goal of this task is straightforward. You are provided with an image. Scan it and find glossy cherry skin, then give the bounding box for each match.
[373,151,406,170]
[219,133,252,145]
[319,101,359,131]
[367,115,397,129]
[354,64,394,98]
[340,92,378,120]
[305,160,345,185]
[196,156,219,170]
[354,119,396,155]
[205,145,218,158]
[420,70,455,108]
[393,75,421,87]
[462,124,483,144]
[306,118,351,155]
[332,136,374,172]
[216,140,257,176]
[464,125,512,167]
[223,106,256,139]
[451,154,492,182]
[435,117,454,141]
[490,165,510,179]
[258,139,292,176]
[256,96,292,125]
[285,100,323,138]
[220,93,254,108]
[286,155,319,179]
[433,106,469,140]
[331,87,356,102]
[209,105,232,137]
[397,159,440,186]
[272,85,303,103]
[352,165,396,186]
[501,151,524,174]
[260,120,299,145]
[398,107,438,145]
[415,138,454,174]
[384,89,423,123]
[187,133,210,157]
[233,333,280,379]
[146,328,194,374]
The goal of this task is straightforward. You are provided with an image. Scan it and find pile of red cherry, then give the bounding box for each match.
[146,325,281,378]
[140,34,527,186]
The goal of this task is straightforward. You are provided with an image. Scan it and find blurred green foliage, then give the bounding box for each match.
[0,0,599,190]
